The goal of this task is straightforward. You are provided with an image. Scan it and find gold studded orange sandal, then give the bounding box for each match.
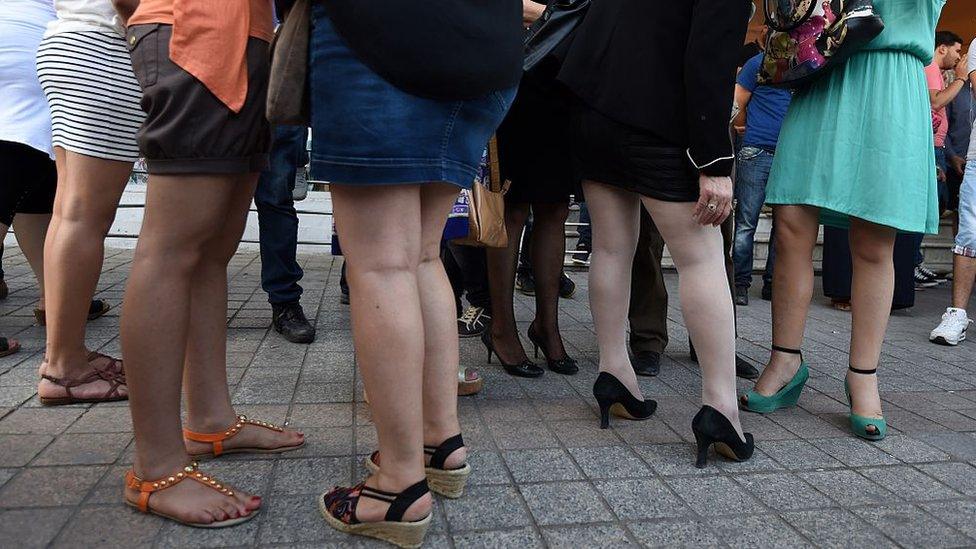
[183,414,305,459]
[124,462,257,528]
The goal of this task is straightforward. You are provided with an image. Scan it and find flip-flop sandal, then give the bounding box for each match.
[184,414,305,459]
[38,351,127,406]
[34,299,112,326]
[0,337,20,358]
[458,367,483,396]
[125,461,258,528]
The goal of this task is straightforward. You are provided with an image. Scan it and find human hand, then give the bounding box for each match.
[937,167,946,183]
[950,155,966,177]
[955,57,970,81]
[694,175,733,226]
[523,0,545,26]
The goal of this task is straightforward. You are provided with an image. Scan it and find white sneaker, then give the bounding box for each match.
[930,308,972,346]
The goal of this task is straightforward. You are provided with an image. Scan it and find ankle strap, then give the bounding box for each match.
[360,479,430,522]
[771,345,802,355]
[424,434,464,470]
[848,365,877,375]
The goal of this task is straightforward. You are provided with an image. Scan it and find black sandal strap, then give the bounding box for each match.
[383,479,430,522]
[423,434,465,470]
[848,365,878,375]
[771,345,802,355]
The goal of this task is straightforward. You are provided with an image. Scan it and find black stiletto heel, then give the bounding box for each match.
[592,372,656,429]
[691,405,755,469]
[527,324,578,375]
[480,332,544,378]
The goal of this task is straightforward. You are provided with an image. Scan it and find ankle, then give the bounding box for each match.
[41,350,91,378]
[134,453,190,481]
[184,409,238,433]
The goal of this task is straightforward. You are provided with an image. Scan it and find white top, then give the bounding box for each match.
[0,0,57,158]
[45,0,123,37]
[967,39,976,162]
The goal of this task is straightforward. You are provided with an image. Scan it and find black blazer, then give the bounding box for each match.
[558,0,752,177]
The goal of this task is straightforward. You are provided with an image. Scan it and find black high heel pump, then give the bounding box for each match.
[592,372,657,429]
[691,405,754,468]
[526,325,578,375]
[481,331,544,378]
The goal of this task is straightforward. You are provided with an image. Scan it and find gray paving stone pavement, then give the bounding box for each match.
[0,246,974,548]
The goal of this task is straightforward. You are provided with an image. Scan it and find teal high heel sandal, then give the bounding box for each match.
[740,345,809,414]
[845,365,887,441]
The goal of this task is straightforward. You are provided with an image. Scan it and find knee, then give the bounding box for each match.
[851,240,891,266]
[53,195,116,235]
[132,240,205,278]
[506,202,530,225]
[774,220,812,254]
[535,202,569,224]
[347,250,416,282]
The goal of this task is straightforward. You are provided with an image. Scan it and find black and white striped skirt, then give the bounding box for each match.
[36,31,144,162]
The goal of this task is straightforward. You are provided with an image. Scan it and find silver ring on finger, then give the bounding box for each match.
[707,203,718,211]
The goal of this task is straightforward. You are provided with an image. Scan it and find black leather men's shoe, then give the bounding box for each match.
[761,282,772,302]
[631,351,661,377]
[272,302,316,344]
[735,355,760,380]
[689,340,759,380]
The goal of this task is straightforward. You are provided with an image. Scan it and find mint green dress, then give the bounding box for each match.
[766,0,944,234]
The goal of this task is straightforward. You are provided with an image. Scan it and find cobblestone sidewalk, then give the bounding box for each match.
[1,247,975,548]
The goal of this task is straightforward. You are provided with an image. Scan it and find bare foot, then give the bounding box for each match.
[352,473,432,524]
[740,351,801,406]
[37,353,127,403]
[847,371,884,435]
[185,418,304,456]
[125,468,261,525]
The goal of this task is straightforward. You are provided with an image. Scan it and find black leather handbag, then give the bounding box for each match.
[523,0,590,72]
[759,0,884,88]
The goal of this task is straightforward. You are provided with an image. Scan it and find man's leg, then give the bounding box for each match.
[628,209,668,376]
[731,148,773,303]
[255,125,315,344]
[931,160,976,345]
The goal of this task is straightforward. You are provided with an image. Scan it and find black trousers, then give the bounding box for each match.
[443,242,491,316]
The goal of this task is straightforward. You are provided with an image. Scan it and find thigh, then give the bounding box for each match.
[638,197,724,266]
[772,204,820,247]
[138,174,250,256]
[420,184,465,261]
[55,151,132,220]
[330,184,423,272]
[582,180,641,254]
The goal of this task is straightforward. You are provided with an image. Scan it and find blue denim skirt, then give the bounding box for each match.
[309,4,517,189]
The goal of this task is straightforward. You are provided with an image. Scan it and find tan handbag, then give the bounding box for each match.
[454,137,509,248]
[267,0,311,125]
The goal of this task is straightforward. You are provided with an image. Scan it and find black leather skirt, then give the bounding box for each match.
[573,104,699,203]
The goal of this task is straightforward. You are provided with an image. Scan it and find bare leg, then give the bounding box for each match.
[582,181,642,397]
[529,201,570,359]
[847,218,895,431]
[639,196,743,437]
[952,254,976,309]
[485,201,531,364]
[418,184,469,465]
[11,213,51,308]
[329,183,430,523]
[744,205,820,401]
[122,174,261,524]
[39,149,131,399]
[182,180,304,453]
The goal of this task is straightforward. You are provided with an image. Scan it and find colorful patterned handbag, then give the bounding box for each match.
[758,0,884,88]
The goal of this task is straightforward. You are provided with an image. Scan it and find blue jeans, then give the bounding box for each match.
[256,125,307,304]
[577,202,592,249]
[733,147,776,288]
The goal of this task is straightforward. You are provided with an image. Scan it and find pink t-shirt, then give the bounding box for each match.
[925,61,948,147]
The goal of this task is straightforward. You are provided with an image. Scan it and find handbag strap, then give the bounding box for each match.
[765,0,818,33]
[487,135,505,194]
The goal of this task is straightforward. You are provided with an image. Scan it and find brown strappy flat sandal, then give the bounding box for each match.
[125,461,257,528]
[39,351,127,406]
[34,299,112,326]
[0,337,20,358]
[184,414,305,459]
